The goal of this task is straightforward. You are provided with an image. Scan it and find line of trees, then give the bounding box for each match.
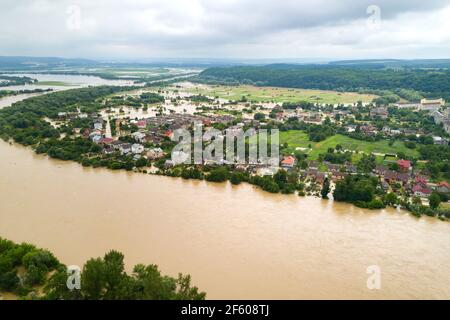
[0,237,205,300]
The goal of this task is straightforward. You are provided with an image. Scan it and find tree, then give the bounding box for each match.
[82,257,106,300]
[206,167,229,182]
[273,169,288,188]
[253,112,265,121]
[135,157,148,168]
[383,192,398,206]
[230,172,246,185]
[357,154,376,173]
[429,192,441,209]
[321,178,330,199]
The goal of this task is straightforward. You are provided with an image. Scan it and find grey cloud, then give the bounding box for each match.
[0,0,449,59]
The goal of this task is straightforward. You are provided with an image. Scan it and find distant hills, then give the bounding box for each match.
[2,55,450,70]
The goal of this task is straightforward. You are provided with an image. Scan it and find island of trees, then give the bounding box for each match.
[0,237,205,300]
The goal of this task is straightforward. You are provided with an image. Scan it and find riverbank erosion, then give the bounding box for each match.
[1,140,450,299]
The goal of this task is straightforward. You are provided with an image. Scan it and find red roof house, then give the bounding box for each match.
[163,130,173,138]
[281,156,296,168]
[137,120,147,128]
[397,159,411,172]
[99,138,115,145]
[412,184,431,197]
[436,181,450,193]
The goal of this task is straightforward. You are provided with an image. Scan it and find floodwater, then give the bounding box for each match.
[0,93,47,109]
[0,73,137,91]
[1,140,450,299]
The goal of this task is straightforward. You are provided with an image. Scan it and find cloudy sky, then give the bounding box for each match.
[1,0,450,60]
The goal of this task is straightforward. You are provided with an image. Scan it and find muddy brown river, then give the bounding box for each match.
[0,140,449,299]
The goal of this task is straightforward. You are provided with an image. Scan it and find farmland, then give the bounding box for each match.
[184,84,377,104]
[279,131,420,161]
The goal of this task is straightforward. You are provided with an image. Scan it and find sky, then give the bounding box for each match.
[1,0,450,61]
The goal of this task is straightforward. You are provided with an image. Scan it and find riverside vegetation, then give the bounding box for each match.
[0,237,205,300]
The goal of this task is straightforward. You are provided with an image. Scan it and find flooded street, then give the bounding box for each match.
[1,140,450,299]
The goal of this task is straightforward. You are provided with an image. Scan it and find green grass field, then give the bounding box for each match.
[185,84,377,104]
[279,131,420,161]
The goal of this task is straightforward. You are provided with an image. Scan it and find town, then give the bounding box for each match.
[28,83,449,220]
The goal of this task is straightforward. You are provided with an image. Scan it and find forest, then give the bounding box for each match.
[198,64,450,101]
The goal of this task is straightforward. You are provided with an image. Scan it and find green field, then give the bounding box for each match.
[279,131,420,161]
[185,84,377,104]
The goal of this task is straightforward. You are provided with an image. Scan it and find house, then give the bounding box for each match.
[412,184,432,197]
[374,165,388,175]
[331,171,347,182]
[132,131,147,143]
[343,164,357,174]
[360,125,377,136]
[91,135,102,144]
[414,175,428,186]
[384,170,409,185]
[110,140,125,150]
[397,159,411,172]
[89,130,103,143]
[436,181,450,194]
[93,120,103,130]
[103,146,115,155]
[281,156,296,169]
[444,120,450,134]
[420,98,445,111]
[119,143,132,155]
[432,110,445,124]
[314,172,326,184]
[164,159,175,168]
[370,107,389,119]
[163,130,174,139]
[325,163,342,172]
[99,137,115,145]
[131,143,144,154]
[146,148,166,160]
[394,103,420,110]
[432,136,447,145]
[136,120,147,129]
[257,166,278,176]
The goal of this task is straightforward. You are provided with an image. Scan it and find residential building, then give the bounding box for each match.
[281,156,296,169]
[131,143,144,154]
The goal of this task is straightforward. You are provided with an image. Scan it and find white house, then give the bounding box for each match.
[132,132,147,143]
[93,121,103,130]
[147,148,166,160]
[119,143,132,155]
[131,143,144,154]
